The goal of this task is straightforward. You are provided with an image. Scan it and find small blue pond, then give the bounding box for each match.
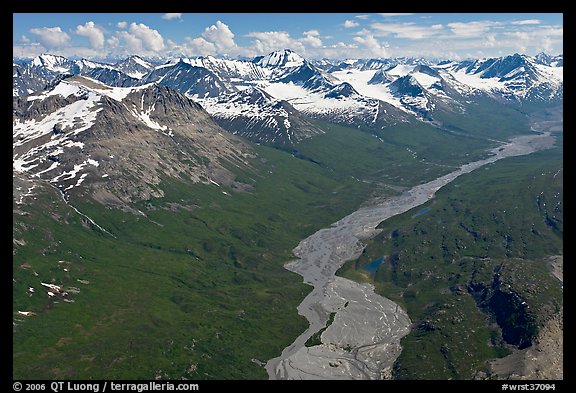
[363,256,384,276]
[412,207,431,218]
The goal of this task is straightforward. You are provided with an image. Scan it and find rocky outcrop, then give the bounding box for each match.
[490,307,563,380]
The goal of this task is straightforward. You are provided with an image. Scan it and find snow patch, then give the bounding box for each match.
[14,90,102,147]
[386,64,416,77]
[128,105,168,131]
[41,282,62,292]
[28,81,83,100]
[261,81,310,100]
[331,70,409,113]
[411,72,440,89]
[450,70,506,92]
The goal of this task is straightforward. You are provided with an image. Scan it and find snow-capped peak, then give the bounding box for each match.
[129,55,153,68]
[31,54,73,73]
[114,55,154,78]
[253,49,305,68]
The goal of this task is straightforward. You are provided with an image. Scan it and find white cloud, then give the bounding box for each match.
[75,21,105,49]
[117,22,165,53]
[485,34,497,47]
[343,20,359,28]
[303,30,320,36]
[182,37,217,56]
[511,19,541,25]
[14,43,102,59]
[131,23,164,51]
[117,31,141,52]
[377,22,562,60]
[29,26,70,49]
[13,44,44,58]
[107,36,119,47]
[16,15,563,62]
[247,31,295,54]
[371,22,444,39]
[245,29,327,56]
[447,21,500,38]
[162,13,182,20]
[353,35,387,57]
[502,26,563,54]
[301,34,322,48]
[201,21,237,52]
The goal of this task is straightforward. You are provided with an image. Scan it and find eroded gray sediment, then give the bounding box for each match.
[274,277,411,379]
[266,131,555,380]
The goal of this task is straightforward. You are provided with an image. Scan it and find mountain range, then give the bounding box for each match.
[12,48,563,380]
[14,50,562,143]
[13,49,562,206]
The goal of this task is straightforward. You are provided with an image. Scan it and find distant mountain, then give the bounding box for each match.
[309,58,336,71]
[29,53,77,73]
[13,51,563,138]
[202,87,324,147]
[272,61,336,92]
[534,52,563,67]
[114,55,155,79]
[389,75,433,119]
[74,58,115,73]
[186,56,267,84]
[447,53,563,102]
[13,54,76,96]
[323,82,359,99]
[368,69,395,85]
[253,49,305,68]
[142,60,234,98]
[359,58,393,71]
[83,68,140,87]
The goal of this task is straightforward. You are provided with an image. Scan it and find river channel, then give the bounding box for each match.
[265,131,556,380]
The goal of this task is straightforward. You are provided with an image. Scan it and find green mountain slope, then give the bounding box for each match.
[13,105,557,379]
[337,134,563,379]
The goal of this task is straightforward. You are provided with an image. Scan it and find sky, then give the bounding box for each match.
[13,13,563,61]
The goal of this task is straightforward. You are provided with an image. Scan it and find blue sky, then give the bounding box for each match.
[13,13,563,60]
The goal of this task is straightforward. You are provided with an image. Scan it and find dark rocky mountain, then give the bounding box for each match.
[13,63,50,97]
[12,50,563,143]
[390,75,426,98]
[142,60,234,98]
[253,49,305,68]
[205,87,324,147]
[114,55,154,78]
[323,82,359,99]
[13,54,76,96]
[448,53,563,102]
[13,75,253,207]
[368,69,395,85]
[83,67,140,87]
[412,64,441,78]
[272,61,336,92]
[186,55,267,84]
[389,75,433,119]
